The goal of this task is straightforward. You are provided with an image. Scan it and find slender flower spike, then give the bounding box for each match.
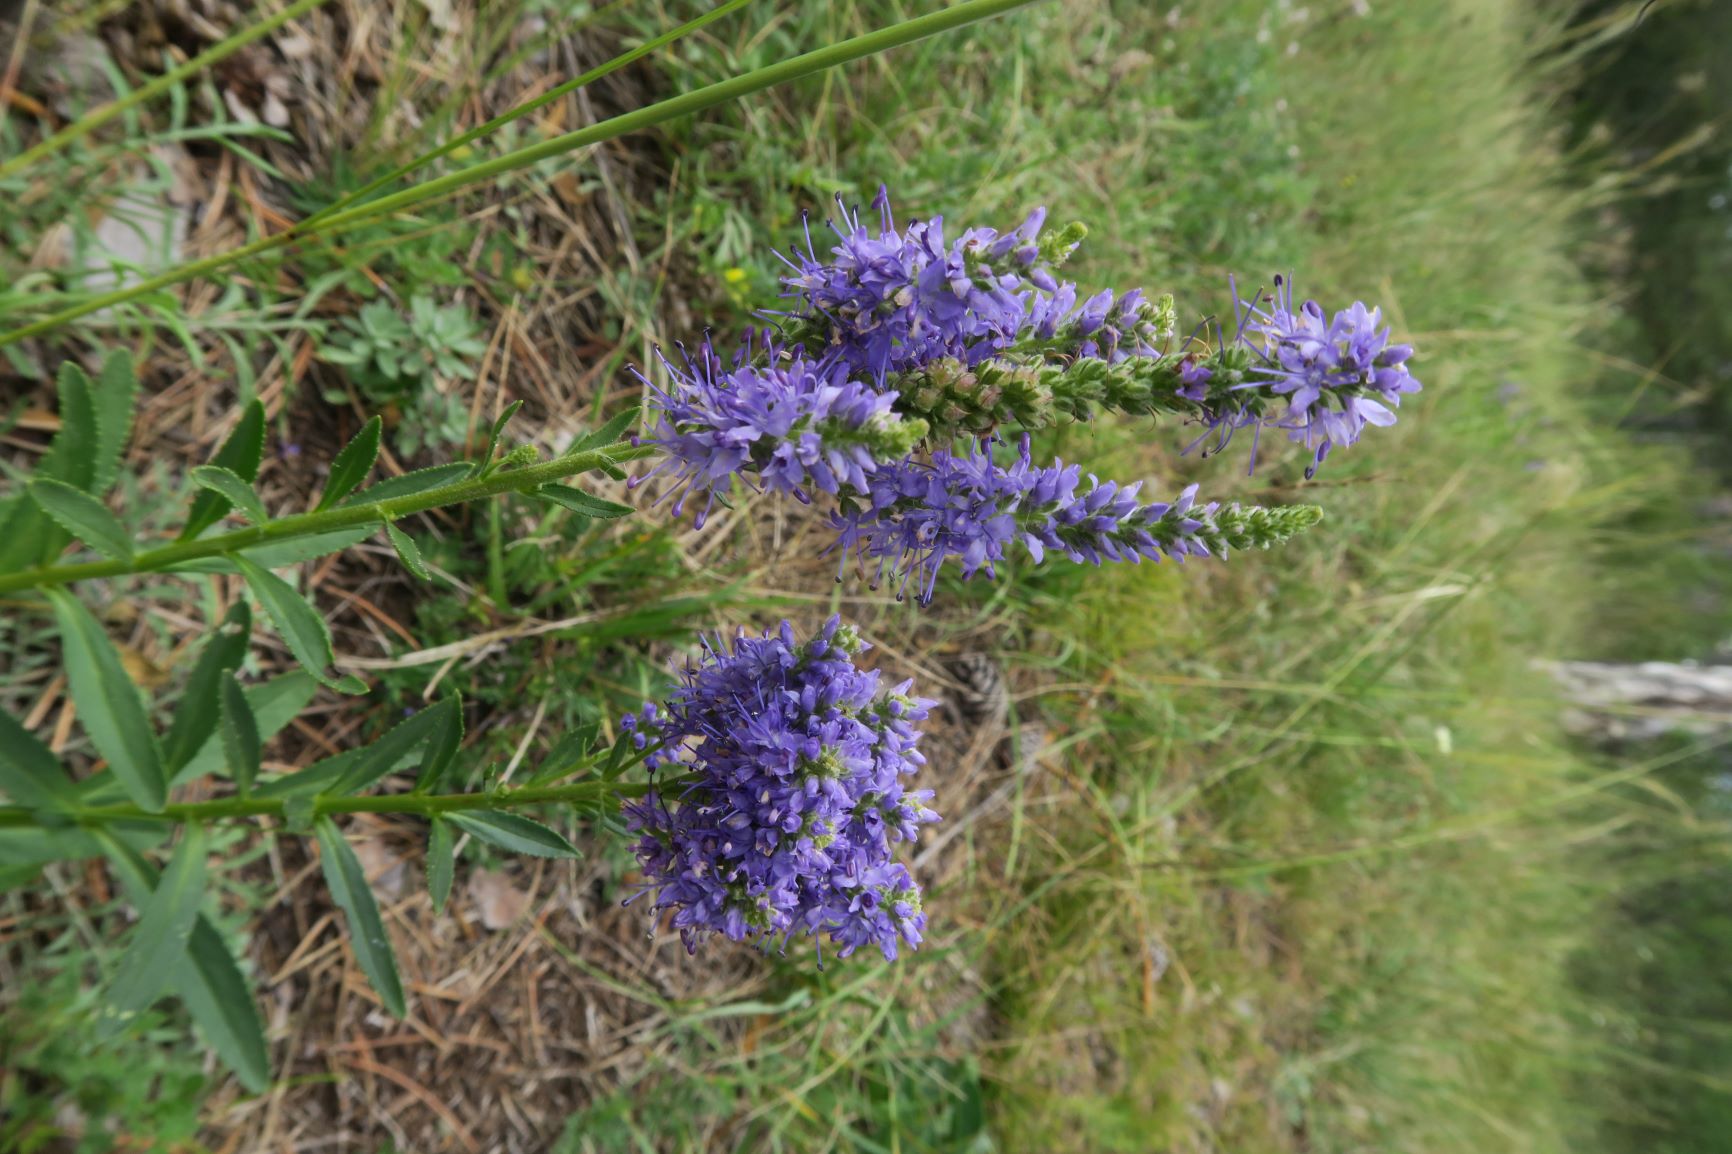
[832,436,1323,604]
[1236,276,1422,477]
[632,333,927,525]
[622,617,939,961]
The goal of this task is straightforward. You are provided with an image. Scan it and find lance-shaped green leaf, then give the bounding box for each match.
[232,555,364,695]
[384,520,430,580]
[30,478,133,561]
[523,721,599,788]
[168,526,375,574]
[90,349,138,497]
[99,833,270,1092]
[107,823,208,1024]
[220,674,260,797]
[190,466,268,525]
[173,671,314,788]
[180,400,265,541]
[568,405,639,479]
[478,400,524,474]
[162,601,252,775]
[0,709,78,811]
[447,810,582,859]
[413,693,464,793]
[330,696,460,797]
[0,362,96,571]
[315,817,406,1018]
[343,462,472,506]
[536,484,633,520]
[317,416,381,511]
[47,589,166,812]
[426,817,455,917]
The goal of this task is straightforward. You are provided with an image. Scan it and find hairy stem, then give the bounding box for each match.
[0,440,657,594]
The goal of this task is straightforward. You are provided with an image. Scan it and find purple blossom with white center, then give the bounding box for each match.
[1235,275,1421,477]
[831,436,1249,604]
[621,616,939,961]
[631,334,927,527]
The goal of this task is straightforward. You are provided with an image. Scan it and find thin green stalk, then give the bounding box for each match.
[0,773,699,831]
[297,0,757,232]
[0,440,656,594]
[0,0,331,178]
[0,0,1041,346]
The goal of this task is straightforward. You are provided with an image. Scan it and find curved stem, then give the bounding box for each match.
[0,0,1040,346]
[0,439,657,594]
[0,773,700,831]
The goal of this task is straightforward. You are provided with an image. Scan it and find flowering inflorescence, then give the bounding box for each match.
[632,188,1420,600]
[623,616,938,961]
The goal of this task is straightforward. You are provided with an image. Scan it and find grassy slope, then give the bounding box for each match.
[624,1,1720,1151]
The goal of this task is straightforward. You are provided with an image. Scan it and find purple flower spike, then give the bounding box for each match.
[1237,276,1422,476]
[633,333,927,525]
[622,617,938,961]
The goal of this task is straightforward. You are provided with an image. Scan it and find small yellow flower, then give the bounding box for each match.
[723,267,749,286]
[511,266,535,292]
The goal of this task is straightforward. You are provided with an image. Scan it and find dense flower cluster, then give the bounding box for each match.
[633,188,1419,600]
[1235,275,1422,478]
[622,617,938,960]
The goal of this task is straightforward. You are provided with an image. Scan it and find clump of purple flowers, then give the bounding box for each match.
[1235,275,1422,478]
[622,617,938,961]
[629,188,1418,601]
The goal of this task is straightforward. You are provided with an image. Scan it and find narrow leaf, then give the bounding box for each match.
[181,400,266,540]
[523,721,599,788]
[173,672,314,788]
[162,601,252,774]
[427,817,455,917]
[447,810,582,859]
[191,466,268,524]
[0,709,78,810]
[91,349,138,496]
[233,555,361,694]
[220,674,260,797]
[40,361,99,492]
[108,823,208,1020]
[571,405,640,453]
[536,484,633,519]
[30,478,133,560]
[168,526,374,573]
[481,400,524,469]
[329,700,455,797]
[100,833,270,1092]
[384,520,430,580]
[413,694,463,792]
[344,462,472,506]
[316,817,407,1018]
[317,416,381,511]
[47,589,166,812]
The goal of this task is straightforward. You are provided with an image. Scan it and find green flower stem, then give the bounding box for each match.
[0,0,1040,347]
[0,773,700,831]
[0,0,332,179]
[0,439,656,594]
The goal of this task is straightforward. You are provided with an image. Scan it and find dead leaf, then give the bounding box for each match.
[468,869,531,931]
